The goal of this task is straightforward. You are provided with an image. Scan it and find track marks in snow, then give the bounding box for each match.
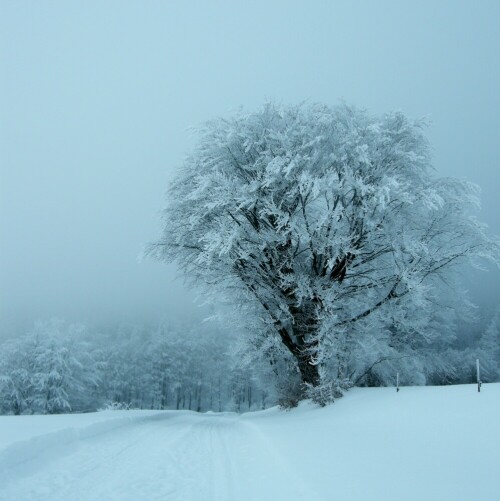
[0,414,195,501]
[0,412,323,501]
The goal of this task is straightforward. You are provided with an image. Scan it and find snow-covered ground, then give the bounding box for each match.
[0,384,498,501]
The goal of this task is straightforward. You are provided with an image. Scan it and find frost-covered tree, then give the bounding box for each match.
[0,319,100,414]
[0,368,30,415]
[150,102,499,403]
[29,320,100,413]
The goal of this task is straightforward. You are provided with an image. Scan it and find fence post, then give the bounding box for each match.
[396,372,399,392]
[476,359,481,393]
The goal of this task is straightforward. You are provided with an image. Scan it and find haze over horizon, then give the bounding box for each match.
[1,1,499,336]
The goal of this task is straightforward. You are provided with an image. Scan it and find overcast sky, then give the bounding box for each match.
[1,1,499,335]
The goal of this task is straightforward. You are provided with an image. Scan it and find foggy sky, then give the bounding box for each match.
[1,1,499,335]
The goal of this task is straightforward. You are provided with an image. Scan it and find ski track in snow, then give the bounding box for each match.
[0,412,321,501]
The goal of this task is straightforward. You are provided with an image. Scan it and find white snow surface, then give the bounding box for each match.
[0,384,498,501]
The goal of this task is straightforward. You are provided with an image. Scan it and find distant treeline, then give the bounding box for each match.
[0,314,498,415]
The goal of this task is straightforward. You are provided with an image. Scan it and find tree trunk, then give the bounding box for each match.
[289,302,321,391]
[296,353,321,388]
[176,388,181,410]
[197,383,202,412]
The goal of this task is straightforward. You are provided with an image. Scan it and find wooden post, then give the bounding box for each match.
[396,372,399,392]
[476,359,481,393]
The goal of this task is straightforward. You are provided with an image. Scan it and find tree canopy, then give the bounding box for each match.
[150,103,499,404]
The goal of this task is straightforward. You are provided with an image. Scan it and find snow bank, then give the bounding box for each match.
[0,411,164,473]
[246,384,500,501]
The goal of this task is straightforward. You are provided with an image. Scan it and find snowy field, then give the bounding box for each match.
[0,384,498,501]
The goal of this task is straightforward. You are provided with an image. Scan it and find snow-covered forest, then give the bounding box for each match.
[1,310,498,415]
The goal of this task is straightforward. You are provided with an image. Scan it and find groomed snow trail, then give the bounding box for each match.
[0,411,320,501]
[1,384,498,501]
